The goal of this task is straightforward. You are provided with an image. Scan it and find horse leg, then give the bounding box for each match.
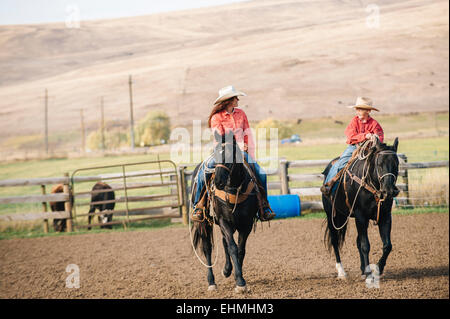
[377,213,392,276]
[237,229,251,269]
[221,224,246,291]
[356,234,365,276]
[204,229,216,291]
[331,229,347,279]
[222,237,232,278]
[327,217,347,279]
[355,216,371,278]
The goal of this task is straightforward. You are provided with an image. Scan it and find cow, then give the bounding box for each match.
[88,182,115,230]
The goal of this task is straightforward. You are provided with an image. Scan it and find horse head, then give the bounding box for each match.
[369,137,400,199]
[213,130,245,190]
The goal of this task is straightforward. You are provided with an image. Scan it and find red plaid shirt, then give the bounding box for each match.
[210,108,255,158]
[345,116,384,145]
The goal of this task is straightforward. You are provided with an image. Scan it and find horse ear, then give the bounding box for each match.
[393,137,399,152]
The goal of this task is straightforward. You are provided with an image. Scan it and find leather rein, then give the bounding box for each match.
[340,150,398,225]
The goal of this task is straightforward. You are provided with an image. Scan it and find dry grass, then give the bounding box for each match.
[0,0,448,154]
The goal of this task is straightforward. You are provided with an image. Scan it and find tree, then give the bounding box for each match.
[256,118,293,140]
[135,111,171,146]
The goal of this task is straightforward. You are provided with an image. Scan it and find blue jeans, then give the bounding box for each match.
[325,144,357,184]
[192,152,267,207]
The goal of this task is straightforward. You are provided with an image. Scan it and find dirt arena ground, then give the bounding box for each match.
[0,213,448,299]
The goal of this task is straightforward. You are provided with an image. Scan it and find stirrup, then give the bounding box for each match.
[191,207,205,222]
[320,184,332,196]
[259,207,276,221]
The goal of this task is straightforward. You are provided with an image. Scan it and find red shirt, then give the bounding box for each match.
[210,108,255,158]
[345,116,384,145]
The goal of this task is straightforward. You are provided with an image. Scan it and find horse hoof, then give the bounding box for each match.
[335,263,347,279]
[234,285,248,294]
[208,285,217,291]
[369,264,380,276]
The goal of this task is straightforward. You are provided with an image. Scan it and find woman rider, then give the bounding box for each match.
[320,96,384,196]
[191,85,276,222]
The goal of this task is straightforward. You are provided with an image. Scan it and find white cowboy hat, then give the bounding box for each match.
[213,85,247,105]
[347,97,379,111]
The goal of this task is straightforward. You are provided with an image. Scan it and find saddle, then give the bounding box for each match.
[193,159,273,222]
[332,140,387,224]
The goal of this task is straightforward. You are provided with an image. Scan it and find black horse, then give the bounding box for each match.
[323,137,400,281]
[191,130,259,293]
[88,182,115,230]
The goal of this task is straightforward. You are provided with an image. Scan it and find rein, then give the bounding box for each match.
[342,148,397,225]
[331,139,397,227]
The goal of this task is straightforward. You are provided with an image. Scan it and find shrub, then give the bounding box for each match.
[87,129,128,150]
[135,111,171,146]
[256,118,293,140]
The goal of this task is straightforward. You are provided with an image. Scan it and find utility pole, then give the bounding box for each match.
[80,109,86,153]
[44,88,49,155]
[128,75,135,149]
[100,96,106,151]
[178,67,190,117]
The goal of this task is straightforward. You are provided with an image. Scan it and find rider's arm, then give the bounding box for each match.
[345,117,366,145]
[210,113,225,136]
[241,111,255,158]
[372,121,384,143]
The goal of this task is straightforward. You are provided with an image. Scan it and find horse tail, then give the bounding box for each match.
[191,220,214,255]
[323,208,348,253]
[322,156,347,254]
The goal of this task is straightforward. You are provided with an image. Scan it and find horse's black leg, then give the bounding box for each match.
[355,215,371,276]
[356,234,365,275]
[221,223,246,289]
[237,229,251,268]
[328,224,347,278]
[203,230,216,289]
[222,237,232,278]
[377,213,392,275]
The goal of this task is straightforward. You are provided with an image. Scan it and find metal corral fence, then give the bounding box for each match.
[0,160,183,232]
[0,156,448,232]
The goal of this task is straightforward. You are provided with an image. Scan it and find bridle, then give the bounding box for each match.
[333,144,399,228]
[375,150,398,187]
[215,142,238,187]
[212,142,248,214]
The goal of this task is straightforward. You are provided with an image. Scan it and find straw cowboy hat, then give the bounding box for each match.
[214,85,247,105]
[347,97,379,112]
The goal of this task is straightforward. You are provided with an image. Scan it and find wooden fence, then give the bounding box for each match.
[178,154,449,213]
[0,161,183,232]
[0,156,448,232]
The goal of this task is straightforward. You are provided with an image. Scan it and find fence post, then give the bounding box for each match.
[63,173,73,232]
[41,185,49,233]
[398,154,410,207]
[178,166,189,225]
[279,159,290,194]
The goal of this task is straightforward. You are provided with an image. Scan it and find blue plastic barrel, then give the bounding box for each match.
[267,194,301,219]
